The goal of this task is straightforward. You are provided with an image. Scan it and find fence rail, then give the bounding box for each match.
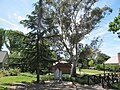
[87,73,120,88]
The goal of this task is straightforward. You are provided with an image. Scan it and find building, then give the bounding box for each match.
[52,61,71,74]
[104,53,120,64]
[0,51,8,68]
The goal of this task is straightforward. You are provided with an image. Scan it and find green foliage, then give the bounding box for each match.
[95,52,110,64]
[0,29,26,68]
[9,68,21,76]
[0,71,4,78]
[79,37,102,68]
[95,64,120,72]
[95,64,104,70]
[40,74,54,81]
[5,30,25,53]
[2,70,10,76]
[62,74,71,81]
[88,60,94,67]
[108,9,120,37]
[0,68,21,78]
[22,34,56,73]
[105,64,120,72]
[0,28,5,50]
[62,74,88,84]
[110,83,120,89]
[20,0,58,82]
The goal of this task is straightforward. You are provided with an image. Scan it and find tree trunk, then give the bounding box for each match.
[36,68,40,83]
[70,59,77,77]
[70,29,78,77]
[36,0,42,83]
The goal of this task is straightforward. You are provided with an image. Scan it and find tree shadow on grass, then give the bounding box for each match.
[8,81,105,90]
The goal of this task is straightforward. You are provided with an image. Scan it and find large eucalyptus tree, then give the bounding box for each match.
[44,0,112,76]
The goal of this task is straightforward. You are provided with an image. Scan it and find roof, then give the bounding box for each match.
[54,63,71,68]
[104,56,119,64]
[0,51,8,63]
[53,60,68,65]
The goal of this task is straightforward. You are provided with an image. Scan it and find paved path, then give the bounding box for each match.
[8,81,113,90]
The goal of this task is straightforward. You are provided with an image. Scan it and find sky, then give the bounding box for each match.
[0,0,120,57]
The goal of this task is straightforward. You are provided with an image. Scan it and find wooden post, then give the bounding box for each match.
[99,74,101,83]
[107,73,110,87]
[88,75,89,85]
[101,77,104,88]
[111,73,114,84]
[93,75,95,84]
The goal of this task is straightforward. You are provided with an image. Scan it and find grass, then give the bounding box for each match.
[0,74,36,90]
[20,72,36,77]
[0,69,112,90]
[0,72,54,90]
[77,68,110,75]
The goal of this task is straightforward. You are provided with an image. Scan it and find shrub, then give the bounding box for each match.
[9,68,20,76]
[41,74,54,81]
[0,68,21,78]
[88,60,94,67]
[110,83,120,89]
[95,64,120,72]
[95,64,104,70]
[2,69,10,76]
[0,70,4,78]
[62,74,71,81]
[62,74,88,84]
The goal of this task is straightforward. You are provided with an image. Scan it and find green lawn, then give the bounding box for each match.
[77,68,110,75]
[0,69,112,90]
[0,73,36,90]
[0,72,54,90]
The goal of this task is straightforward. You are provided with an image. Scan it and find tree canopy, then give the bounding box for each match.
[109,9,120,37]
[0,28,5,50]
[95,52,110,64]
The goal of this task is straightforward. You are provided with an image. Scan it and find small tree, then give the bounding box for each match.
[88,60,94,67]
[79,37,102,68]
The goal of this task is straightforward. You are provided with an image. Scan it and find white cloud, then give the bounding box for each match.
[13,13,25,22]
[113,38,120,41]
[0,17,17,27]
[0,17,30,34]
